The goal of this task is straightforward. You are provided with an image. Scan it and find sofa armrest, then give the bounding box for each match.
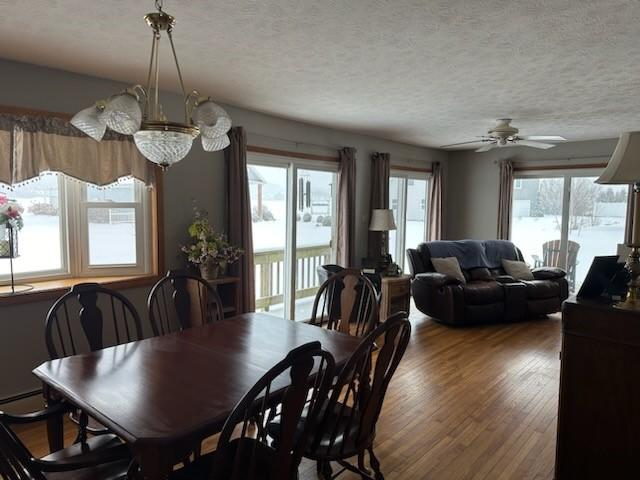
[414,272,461,288]
[532,267,566,280]
[494,275,518,284]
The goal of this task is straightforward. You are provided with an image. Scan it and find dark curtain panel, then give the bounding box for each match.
[336,147,357,267]
[428,162,443,241]
[225,127,255,313]
[368,152,390,257]
[497,159,514,240]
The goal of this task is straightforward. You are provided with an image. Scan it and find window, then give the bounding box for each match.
[510,172,628,291]
[248,154,338,321]
[514,178,523,189]
[0,174,152,282]
[389,171,430,272]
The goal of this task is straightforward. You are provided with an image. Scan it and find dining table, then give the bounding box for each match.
[33,312,363,479]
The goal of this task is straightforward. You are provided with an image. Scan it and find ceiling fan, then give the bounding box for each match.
[440,119,567,152]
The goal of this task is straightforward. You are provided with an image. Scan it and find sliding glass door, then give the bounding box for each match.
[511,172,628,291]
[249,156,337,320]
[389,171,430,272]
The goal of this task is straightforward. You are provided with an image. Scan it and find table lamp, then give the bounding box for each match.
[369,209,397,259]
[597,131,640,309]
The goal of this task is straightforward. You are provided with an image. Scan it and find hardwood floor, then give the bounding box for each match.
[13,310,562,479]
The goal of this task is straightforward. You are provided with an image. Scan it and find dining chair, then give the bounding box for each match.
[269,312,411,480]
[44,282,144,446]
[0,402,132,480]
[147,270,224,336]
[170,341,336,480]
[309,269,379,337]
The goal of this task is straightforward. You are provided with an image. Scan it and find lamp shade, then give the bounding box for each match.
[597,132,640,184]
[369,209,396,231]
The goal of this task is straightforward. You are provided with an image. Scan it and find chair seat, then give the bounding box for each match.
[44,459,131,480]
[463,281,504,305]
[171,438,277,480]
[522,280,560,300]
[266,401,366,461]
[40,434,128,464]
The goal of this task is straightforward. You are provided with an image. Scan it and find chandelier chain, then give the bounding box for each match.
[155,0,163,12]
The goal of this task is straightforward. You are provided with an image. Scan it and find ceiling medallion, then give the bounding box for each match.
[71,0,232,169]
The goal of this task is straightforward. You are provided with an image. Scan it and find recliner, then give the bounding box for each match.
[407,240,569,326]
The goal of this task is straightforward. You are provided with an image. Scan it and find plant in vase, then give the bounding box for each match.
[180,208,243,280]
[0,194,24,258]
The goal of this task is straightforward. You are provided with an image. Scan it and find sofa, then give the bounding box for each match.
[406,240,569,326]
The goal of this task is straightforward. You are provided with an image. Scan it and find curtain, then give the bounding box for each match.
[497,159,514,240]
[428,162,443,241]
[0,114,155,187]
[225,127,255,313]
[625,186,636,245]
[336,147,357,267]
[368,152,390,257]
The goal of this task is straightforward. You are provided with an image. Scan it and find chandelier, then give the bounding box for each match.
[71,0,232,169]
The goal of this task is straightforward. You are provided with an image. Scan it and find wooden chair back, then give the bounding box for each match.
[212,342,335,480]
[147,270,224,336]
[0,421,44,480]
[310,269,379,337]
[310,312,411,458]
[542,240,580,269]
[44,283,143,360]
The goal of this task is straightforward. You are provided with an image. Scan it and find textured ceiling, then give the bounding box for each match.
[0,0,639,148]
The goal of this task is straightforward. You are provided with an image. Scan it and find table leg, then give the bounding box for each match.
[43,385,64,453]
[136,445,173,480]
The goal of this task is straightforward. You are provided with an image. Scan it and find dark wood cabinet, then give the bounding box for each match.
[555,298,640,479]
[206,276,241,318]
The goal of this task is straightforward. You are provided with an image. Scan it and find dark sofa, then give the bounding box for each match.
[406,240,569,326]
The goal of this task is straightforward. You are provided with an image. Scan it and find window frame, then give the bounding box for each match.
[0,175,155,284]
[247,151,339,321]
[389,168,432,272]
[510,167,629,277]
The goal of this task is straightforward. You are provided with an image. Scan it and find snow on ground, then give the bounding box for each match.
[0,212,135,277]
[512,214,624,288]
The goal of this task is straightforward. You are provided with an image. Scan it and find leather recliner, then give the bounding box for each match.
[406,240,569,326]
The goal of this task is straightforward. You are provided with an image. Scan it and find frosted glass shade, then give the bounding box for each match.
[597,132,640,184]
[192,100,232,138]
[369,209,397,231]
[202,133,230,152]
[103,93,142,135]
[134,127,196,168]
[70,105,106,141]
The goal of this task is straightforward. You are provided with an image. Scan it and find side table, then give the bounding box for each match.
[379,274,411,324]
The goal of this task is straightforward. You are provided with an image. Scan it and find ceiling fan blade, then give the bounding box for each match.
[475,143,496,152]
[520,135,566,141]
[439,140,488,148]
[516,140,556,149]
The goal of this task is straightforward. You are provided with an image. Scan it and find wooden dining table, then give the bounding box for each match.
[33,312,362,479]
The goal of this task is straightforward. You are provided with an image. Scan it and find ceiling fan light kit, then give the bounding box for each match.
[70,0,232,169]
[440,118,566,153]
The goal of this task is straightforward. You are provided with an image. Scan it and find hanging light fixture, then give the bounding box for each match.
[71,0,232,169]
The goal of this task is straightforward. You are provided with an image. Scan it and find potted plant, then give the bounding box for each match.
[0,194,24,258]
[181,207,242,280]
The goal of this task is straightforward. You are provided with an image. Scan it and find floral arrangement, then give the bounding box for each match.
[0,193,24,230]
[180,207,242,279]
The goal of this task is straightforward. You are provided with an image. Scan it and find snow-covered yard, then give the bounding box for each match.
[512,214,624,288]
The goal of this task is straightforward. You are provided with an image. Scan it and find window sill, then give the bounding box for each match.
[0,274,161,307]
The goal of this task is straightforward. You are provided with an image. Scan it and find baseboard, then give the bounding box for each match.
[0,389,43,414]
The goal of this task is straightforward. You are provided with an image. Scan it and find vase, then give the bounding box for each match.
[200,261,220,281]
[0,224,17,259]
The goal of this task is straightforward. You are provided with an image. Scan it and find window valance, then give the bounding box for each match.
[0,114,155,187]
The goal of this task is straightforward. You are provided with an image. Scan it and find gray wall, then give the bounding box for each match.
[445,139,618,240]
[0,59,445,401]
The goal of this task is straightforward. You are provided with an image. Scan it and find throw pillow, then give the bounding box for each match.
[431,257,466,284]
[502,259,534,280]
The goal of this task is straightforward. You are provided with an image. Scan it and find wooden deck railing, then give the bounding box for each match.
[254,244,332,311]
